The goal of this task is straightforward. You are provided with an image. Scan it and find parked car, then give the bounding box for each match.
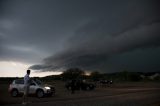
[99,80,113,87]
[8,79,55,98]
[65,80,95,91]
[99,80,113,84]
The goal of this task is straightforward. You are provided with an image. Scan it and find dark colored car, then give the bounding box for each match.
[99,80,113,87]
[99,80,113,84]
[65,80,96,91]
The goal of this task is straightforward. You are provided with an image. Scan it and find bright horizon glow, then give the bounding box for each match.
[31,71,62,77]
[84,71,91,76]
[0,61,62,77]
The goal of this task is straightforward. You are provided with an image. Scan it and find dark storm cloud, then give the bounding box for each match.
[30,18,160,72]
[0,0,84,63]
[1,0,160,72]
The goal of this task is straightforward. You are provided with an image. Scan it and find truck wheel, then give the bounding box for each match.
[11,89,18,97]
[36,89,44,98]
[86,86,90,90]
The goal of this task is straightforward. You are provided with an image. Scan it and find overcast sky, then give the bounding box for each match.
[0,0,160,77]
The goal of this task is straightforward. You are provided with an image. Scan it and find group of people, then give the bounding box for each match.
[66,79,89,94]
[70,79,83,94]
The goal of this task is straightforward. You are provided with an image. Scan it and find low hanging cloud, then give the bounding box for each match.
[29,18,160,72]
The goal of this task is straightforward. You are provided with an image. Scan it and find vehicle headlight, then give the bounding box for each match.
[45,87,51,90]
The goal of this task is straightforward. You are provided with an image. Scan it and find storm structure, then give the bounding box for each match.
[0,0,160,76]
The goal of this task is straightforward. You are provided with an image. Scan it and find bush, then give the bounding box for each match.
[61,68,84,80]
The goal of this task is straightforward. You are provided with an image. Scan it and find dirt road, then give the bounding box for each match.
[1,82,160,106]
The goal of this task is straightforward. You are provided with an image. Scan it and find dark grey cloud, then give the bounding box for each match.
[1,0,160,72]
[30,18,160,72]
[29,0,160,72]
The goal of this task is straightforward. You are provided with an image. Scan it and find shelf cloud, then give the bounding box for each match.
[0,0,160,73]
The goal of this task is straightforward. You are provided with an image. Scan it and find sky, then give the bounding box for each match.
[0,0,160,77]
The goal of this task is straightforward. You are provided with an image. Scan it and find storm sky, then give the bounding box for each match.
[0,0,160,76]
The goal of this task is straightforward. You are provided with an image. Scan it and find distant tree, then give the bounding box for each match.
[61,68,85,80]
[116,70,129,81]
[154,76,160,81]
[123,70,130,81]
[90,71,101,81]
[116,71,141,82]
[128,73,142,81]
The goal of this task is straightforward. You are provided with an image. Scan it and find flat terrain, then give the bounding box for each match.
[0,81,160,106]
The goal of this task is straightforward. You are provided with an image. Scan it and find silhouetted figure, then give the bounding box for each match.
[22,70,31,105]
[76,80,81,90]
[71,79,76,94]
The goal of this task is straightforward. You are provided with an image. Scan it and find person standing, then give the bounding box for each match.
[71,79,76,94]
[22,70,31,105]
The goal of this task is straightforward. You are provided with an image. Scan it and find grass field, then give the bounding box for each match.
[0,81,160,106]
